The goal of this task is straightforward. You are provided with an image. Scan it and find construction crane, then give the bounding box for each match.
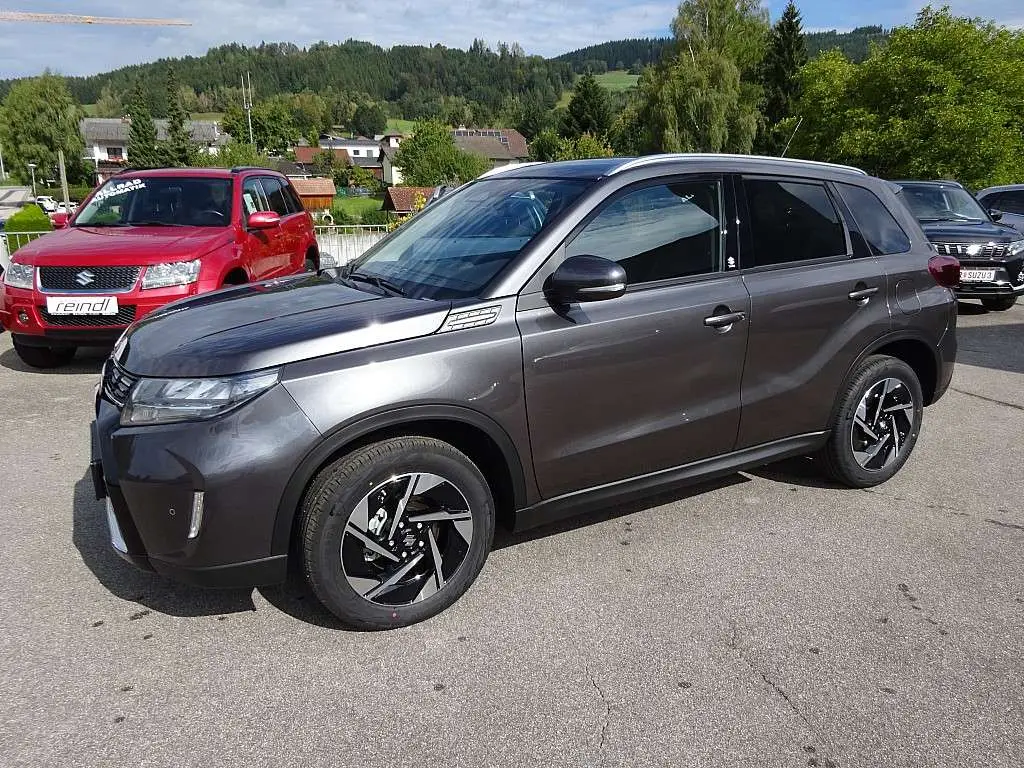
[0,11,190,26]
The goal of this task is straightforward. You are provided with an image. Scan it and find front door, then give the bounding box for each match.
[241,177,277,279]
[734,175,893,448]
[518,176,751,500]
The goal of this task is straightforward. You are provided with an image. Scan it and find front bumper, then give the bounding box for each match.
[90,382,322,588]
[1,282,199,347]
[953,257,1024,298]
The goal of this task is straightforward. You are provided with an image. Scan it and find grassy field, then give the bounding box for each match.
[557,70,641,107]
[82,105,225,122]
[386,118,417,134]
[333,195,383,220]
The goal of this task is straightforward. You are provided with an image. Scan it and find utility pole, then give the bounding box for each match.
[0,144,6,181]
[241,72,255,146]
[27,162,36,196]
[58,150,70,209]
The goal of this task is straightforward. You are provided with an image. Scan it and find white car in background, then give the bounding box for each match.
[34,196,58,213]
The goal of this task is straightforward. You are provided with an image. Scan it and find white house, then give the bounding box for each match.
[79,118,231,180]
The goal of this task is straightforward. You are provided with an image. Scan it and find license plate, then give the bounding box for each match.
[106,497,128,553]
[46,295,118,315]
[960,269,996,282]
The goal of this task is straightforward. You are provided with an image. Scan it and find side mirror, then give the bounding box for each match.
[544,255,627,305]
[247,211,281,229]
[989,209,1004,222]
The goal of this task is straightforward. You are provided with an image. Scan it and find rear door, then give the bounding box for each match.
[260,176,304,275]
[735,175,892,449]
[518,175,751,499]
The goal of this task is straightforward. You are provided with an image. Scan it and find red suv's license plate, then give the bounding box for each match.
[45,296,119,315]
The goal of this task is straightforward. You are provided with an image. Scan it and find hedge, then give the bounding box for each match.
[3,204,53,252]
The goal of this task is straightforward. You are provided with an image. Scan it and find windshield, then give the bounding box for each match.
[75,177,233,227]
[346,177,592,300]
[898,183,988,223]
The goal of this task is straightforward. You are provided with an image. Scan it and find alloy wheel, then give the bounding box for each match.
[850,377,916,472]
[341,473,474,606]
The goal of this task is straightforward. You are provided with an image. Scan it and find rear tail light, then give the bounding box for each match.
[928,254,960,288]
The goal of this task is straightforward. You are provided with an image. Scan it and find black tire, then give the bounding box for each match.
[820,355,923,488]
[12,338,76,369]
[981,295,1018,312]
[300,436,495,630]
[304,252,318,273]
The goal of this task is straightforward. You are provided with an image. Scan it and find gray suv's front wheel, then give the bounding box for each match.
[300,436,495,629]
[821,355,924,488]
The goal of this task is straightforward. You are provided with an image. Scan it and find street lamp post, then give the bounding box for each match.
[27,162,36,197]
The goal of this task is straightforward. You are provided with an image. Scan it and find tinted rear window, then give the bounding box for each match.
[836,183,912,256]
[744,179,847,266]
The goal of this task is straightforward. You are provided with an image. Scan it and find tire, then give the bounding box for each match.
[981,295,1017,312]
[304,252,318,273]
[12,338,76,369]
[300,436,495,630]
[820,355,924,488]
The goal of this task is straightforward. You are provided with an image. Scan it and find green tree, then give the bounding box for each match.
[190,140,269,168]
[126,81,160,168]
[560,74,612,138]
[0,73,88,185]
[393,119,490,185]
[788,7,1024,188]
[670,0,770,76]
[530,129,614,161]
[93,83,124,118]
[351,102,387,137]
[289,91,328,137]
[223,100,298,154]
[163,67,194,166]
[529,129,562,161]
[758,1,808,153]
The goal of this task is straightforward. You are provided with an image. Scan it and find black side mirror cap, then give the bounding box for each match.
[544,255,627,305]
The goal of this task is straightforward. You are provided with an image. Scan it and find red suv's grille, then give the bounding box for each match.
[39,266,141,292]
[40,306,137,327]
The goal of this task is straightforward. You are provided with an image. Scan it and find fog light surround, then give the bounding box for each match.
[187,491,205,539]
[17,310,29,324]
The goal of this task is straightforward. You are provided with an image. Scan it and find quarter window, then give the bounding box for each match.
[744,179,847,266]
[566,180,723,285]
[835,182,911,256]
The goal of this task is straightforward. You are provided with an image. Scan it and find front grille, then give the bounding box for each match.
[40,306,137,327]
[932,242,1009,258]
[39,266,141,292]
[102,359,139,408]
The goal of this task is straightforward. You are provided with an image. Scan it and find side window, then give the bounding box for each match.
[999,191,1024,215]
[282,182,304,214]
[242,178,269,215]
[744,178,847,267]
[835,182,911,256]
[261,177,291,216]
[566,180,723,285]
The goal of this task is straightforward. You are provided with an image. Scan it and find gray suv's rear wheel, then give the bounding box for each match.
[300,436,495,629]
[821,355,924,488]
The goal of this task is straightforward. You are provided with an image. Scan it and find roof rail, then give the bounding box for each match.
[230,165,272,174]
[609,153,868,177]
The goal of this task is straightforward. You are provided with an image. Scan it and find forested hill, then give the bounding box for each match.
[55,40,575,118]
[556,26,890,73]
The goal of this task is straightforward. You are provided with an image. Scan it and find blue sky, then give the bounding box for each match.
[1,0,1021,79]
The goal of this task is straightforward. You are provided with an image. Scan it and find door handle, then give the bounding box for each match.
[704,310,746,329]
[848,286,879,302]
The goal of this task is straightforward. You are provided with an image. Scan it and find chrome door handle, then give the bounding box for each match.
[848,286,879,301]
[704,311,746,329]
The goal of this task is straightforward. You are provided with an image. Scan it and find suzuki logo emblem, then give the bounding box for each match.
[75,270,96,287]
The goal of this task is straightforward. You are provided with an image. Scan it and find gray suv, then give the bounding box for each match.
[90,155,959,629]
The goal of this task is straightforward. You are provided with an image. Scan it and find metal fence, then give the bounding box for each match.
[1,226,389,273]
[314,224,389,269]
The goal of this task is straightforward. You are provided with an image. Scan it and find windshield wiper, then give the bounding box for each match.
[344,270,407,297]
[126,220,187,227]
[75,221,129,227]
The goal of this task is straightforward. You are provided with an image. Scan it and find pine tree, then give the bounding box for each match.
[126,82,160,168]
[164,67,194,166]
[560,74,612,139]
[759,1,808,153]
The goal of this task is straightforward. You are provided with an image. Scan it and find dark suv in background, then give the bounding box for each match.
[893,180,1024,311]
[90,155,958,629]
[976,184,1024,236]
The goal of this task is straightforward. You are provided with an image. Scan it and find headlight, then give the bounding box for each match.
[3,262,34,289]
[141,259,201,290]
[121,369,279,425]
[1008,239,1024,257]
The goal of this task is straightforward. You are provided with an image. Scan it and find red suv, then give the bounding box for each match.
[1,167,319,368]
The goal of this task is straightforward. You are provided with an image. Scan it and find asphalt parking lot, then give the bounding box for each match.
[0,302,1022,768]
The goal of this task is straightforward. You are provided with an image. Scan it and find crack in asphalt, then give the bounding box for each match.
[585,664,611,752]
[859,487,1020,526]
[984,518,1024,532]
[728,621,836,764]
[950,387,1024,413]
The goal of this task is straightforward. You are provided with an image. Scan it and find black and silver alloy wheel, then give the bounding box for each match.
[850,378,916,472]
[301,437,495,629]
[342,473,474,606]
[821,355,923,488]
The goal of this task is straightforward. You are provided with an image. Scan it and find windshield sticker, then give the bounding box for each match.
[93,178,146,203]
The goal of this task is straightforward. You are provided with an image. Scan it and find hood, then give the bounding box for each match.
[918,219,1020,243]
[117,274,452,377]
[11,225,234,266]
